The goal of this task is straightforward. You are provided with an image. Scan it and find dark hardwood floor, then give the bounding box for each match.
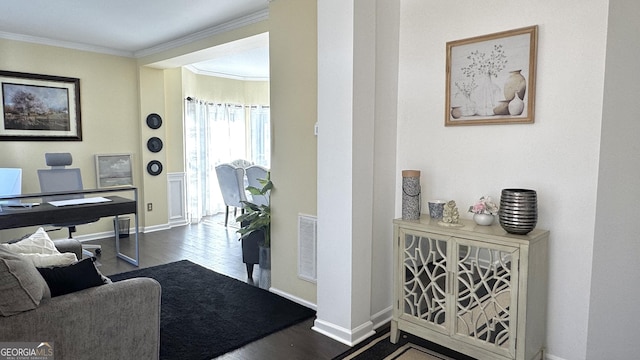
[84,214,350,360]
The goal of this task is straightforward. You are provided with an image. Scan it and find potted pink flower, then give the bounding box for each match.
[468,196,499,225]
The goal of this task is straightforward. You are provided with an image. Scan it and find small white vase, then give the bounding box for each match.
[508,93,525,116]
[473,213,495,226]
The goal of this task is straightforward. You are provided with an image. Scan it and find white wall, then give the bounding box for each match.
[370,0,400,325]
[587,1,640,359]
[316,0,375,344]
[396,1,608,359]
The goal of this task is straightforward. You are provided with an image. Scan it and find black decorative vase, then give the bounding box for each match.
[498,189,538,235]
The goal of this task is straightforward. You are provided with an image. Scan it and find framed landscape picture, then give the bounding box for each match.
[0,70,82,140]
[445,26,538,126]
[95,154,134,188]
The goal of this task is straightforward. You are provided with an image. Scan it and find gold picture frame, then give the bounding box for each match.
[445,25,538,126]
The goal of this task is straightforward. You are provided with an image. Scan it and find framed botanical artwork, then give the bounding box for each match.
[445,25,538,126]
[95,154,134,188]
[0,70,82,140]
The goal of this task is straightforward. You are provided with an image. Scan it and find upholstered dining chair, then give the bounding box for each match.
[244,165,269,207]
[214,163,247,227]
[230,159,253,169]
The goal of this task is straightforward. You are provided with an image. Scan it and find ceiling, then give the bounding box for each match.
[0,0,270,80]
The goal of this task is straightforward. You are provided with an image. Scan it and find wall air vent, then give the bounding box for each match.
[298,214,317,283]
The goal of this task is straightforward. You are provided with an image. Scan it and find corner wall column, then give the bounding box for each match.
[314,0,377,345]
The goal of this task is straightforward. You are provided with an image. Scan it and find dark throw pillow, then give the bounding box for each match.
[37,257,105,297]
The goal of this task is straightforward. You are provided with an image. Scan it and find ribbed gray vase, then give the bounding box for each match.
[498,188,537,235]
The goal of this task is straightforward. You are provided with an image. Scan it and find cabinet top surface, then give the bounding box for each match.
[393,215,549,244]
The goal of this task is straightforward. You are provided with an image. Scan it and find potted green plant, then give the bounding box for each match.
[236,173,272,288]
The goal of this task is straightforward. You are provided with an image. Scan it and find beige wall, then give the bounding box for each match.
[182,70,269,105]
[0,40,271,241]
[137,57,270,229]
[164,68,185,173]
[269,0,318,303]
[138,67,168,228]
[0,38,140,241]
[0,2,316,307]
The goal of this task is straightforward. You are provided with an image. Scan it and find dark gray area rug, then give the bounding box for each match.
[109,260,315,360]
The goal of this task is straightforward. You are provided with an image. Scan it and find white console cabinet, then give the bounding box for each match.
[391,216,548,360]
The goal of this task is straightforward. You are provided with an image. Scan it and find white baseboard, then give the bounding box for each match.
[169,218,189,228]
[269,286,393,346]
[270,286,379,347]
[52,230,112,242]
[370,306,392,330]
[545,353,567,360]
[312,318,375,347]
[48,222,174,242]
[269,286,317,311]
[143,223,171,233]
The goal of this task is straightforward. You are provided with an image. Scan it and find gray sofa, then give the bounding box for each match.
[50,238,84,259]
[0,238,161,360]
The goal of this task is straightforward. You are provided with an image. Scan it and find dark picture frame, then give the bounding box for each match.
[0,70,82,140]
[445,26,538,126]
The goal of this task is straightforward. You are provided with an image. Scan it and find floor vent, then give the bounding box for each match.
[298,214,317,283]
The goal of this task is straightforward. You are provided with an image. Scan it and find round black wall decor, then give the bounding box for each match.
[147,137,163,153]
[146,113,162,129]
[147,160,163,176]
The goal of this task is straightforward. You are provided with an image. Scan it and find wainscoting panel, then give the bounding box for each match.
[167,172,188,227]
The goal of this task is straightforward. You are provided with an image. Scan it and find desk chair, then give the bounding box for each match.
[37,153,101,256]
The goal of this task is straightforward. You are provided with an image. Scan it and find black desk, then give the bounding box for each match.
[0,188,139,266]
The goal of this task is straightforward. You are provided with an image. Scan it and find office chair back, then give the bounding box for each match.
[38,153,85,203]
[45,153,73,168]
[37,153,102,248]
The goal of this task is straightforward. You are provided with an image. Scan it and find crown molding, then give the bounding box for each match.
[0,30,133,57]
[184,64,269,82]
[133,9,269,58]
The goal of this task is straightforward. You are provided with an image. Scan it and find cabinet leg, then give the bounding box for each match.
[390,320,400,344]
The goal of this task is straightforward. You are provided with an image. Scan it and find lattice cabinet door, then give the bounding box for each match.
[392,217,548,360]
[452,238,520,359]
[397,229,452,334]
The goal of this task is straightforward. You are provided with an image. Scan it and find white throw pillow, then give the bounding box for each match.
[0,228,59,255]
[19,253,78,268]
[0,228,78,267]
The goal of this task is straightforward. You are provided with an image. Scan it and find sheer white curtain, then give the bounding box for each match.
[249,105,271,168]
[184,99,246,223]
